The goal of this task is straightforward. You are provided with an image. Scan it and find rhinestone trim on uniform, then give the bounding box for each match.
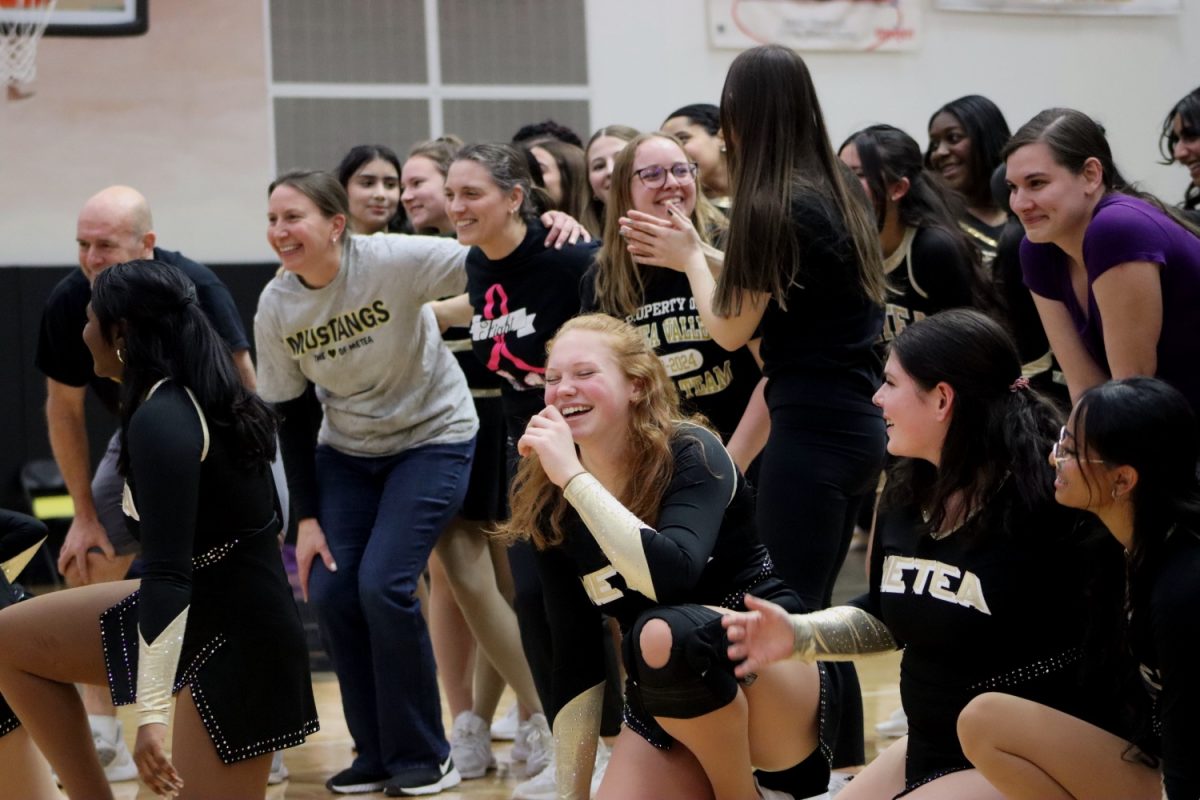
[967,648,1082,692]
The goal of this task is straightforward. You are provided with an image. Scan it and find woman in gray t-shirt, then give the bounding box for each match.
[255,169,475,795]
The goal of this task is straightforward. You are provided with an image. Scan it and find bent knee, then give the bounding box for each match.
[637,618,673,669]
[957,692,1019,758]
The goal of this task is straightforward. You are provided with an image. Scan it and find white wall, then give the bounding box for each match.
[587,0,1198,202]
[1,0,1196,266]
[0,0,271,266]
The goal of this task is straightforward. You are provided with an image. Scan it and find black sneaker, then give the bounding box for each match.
[383,757,462,796]
[325,765,390,794]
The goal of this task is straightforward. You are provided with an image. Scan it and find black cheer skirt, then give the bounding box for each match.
[100,528,318,764]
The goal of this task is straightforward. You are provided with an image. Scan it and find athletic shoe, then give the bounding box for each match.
[874,706,908,738]
[512,713,552,778]
[754,775,800,800]
[325,765,390,794]
[91,719,137,782]
[828,770,855,798]
[512,742,610,800]
[510,755,556,800]
[490,703,519,741]
[450,711,496,779]
[268,750,289,785]
[590,740,610,796]
[383,756,461,796]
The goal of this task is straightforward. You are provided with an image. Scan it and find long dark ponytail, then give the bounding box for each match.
[90,260,277,473]
[841,124,993,310]
[884,309,1062,531]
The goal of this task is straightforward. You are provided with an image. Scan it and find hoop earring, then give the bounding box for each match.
[116,348,125,364]
[1111,487,1119,500]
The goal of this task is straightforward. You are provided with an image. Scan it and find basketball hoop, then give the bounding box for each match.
[0,0,58,100]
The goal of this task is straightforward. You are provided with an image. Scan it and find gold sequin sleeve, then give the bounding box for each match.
[790,606,897,663]
[552,682,604,800]
[136,606,189,727]
[563,472,658,601]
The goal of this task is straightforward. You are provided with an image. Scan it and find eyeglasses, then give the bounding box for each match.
[1051,426,1107,467]
[633,162,698,189]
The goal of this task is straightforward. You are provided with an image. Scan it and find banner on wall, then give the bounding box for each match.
[708,0,920,53]
[935,0,1178,14]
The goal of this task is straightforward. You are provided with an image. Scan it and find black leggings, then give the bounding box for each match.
[755,401,886,772]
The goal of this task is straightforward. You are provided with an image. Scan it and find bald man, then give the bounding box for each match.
[34,186,254,781]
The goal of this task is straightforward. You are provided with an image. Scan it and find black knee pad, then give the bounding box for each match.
[623,605,740,720]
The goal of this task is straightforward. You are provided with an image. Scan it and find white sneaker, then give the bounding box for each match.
[513,713,552,778]
[491,704,519,741]
[828,769,855,798]
[755,776,799,800]
[875,706,908,738]
[268,750,290,784]
[510,755,556,800]
[91,719,137,782]
[589,741,610,796]
[450,711,496,779]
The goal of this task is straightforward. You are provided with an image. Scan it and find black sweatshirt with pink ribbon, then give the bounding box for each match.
[465,221,596,423]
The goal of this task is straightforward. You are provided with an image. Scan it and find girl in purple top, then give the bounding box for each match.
[1008,108,1200,412]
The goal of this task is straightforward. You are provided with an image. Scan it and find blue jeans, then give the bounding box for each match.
[311,438,474,775]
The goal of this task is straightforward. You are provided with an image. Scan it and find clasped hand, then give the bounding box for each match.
[517,405,584,488]
[618,205,703,271]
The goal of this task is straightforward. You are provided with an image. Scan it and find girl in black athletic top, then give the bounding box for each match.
[959,377,1197,800]
[0,260,316,799]
[505,313,829,800]
[721,310,1129,800]
[621,47,888,781]
[582,132,761,456]
[925,95,1011,266]
[839,124,988,343]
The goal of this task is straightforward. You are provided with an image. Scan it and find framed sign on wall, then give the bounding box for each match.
[935,0,1179,15]
[708,0,920,52]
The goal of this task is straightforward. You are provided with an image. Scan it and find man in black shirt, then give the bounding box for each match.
[35,185,254,781]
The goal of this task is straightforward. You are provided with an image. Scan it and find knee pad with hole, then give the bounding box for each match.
[624,604,740,719]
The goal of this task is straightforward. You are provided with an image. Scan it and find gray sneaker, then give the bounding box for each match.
[449,711,496,779]
[513,713,552,778]
[92,720,137,782]
[268,750,290,784]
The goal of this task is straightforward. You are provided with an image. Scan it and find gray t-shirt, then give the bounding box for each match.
[255,233,477,456]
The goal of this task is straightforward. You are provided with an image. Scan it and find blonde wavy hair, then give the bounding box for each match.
[593,133,727,319]
[497,313,707,550]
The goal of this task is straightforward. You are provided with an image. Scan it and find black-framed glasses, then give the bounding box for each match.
[633,162,698,189]
[1051,426,1106,467]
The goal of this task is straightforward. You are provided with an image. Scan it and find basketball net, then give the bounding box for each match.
[1,0,58,100]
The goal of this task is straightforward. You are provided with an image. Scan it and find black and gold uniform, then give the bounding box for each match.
[537,425,836,793]
[97,380,317,763]
[855,483,1126,795]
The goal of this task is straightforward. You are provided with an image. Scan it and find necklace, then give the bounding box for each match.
[923,472,1011,540]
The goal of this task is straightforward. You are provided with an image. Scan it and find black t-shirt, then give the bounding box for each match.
[35,248,248,415]
[758,191,883,414]
[535,425,790,715]
[880,226,975,346]
[581,266,760,441]
[465,221,596,422]
[1129,527,1200,799]
[859,482,1126,782]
